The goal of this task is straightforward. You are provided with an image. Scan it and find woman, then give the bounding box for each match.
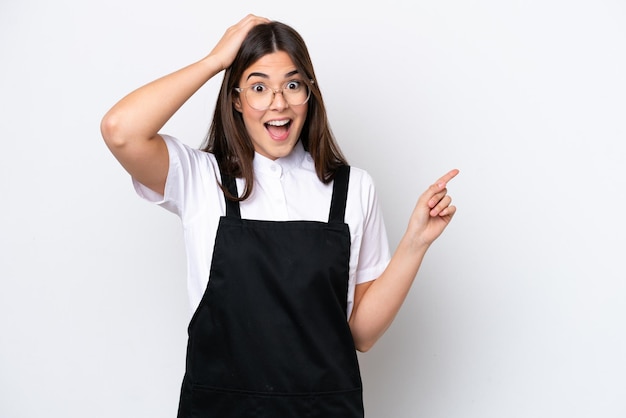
[101,14,458,418]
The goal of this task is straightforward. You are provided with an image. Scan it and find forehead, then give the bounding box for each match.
[241,51,298,81]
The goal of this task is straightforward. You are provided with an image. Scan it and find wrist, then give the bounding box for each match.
[199,54,226,76]
[401,229,431,254]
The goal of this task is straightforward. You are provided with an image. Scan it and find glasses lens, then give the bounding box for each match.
[244,82,311,110]
[245,84,272,110]
[283,81,310,106]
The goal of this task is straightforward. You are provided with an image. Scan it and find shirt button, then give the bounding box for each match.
[270,164,282,176]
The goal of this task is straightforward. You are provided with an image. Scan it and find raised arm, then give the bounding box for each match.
[100,14,269,194]
[349,169,460,352]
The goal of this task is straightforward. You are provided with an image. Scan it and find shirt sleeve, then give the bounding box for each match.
[132,134,220,218]
[353,170,391,285]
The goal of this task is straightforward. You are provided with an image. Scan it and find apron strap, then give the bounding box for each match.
[328,165,350,223]
[219,170,241,219]
[219,164,350,223]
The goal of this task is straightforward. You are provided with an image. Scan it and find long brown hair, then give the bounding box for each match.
[201,21,347,201]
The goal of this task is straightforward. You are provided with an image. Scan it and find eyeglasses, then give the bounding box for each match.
[234,79,314,111]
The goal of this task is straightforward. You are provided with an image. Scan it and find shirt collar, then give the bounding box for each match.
[252,140,307,176]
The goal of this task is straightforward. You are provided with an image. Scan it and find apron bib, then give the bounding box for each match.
[177,165,363,417]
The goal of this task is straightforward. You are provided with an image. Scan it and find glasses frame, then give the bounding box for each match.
[234,79,315,111]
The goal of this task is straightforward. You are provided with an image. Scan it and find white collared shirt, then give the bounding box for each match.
[134,135,390,319]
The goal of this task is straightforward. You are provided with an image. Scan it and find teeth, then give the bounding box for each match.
[266,119,290,127]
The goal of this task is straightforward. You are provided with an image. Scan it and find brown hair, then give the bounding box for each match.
[200,21,347,201]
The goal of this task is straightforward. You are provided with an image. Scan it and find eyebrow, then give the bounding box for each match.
[246,70,300,81]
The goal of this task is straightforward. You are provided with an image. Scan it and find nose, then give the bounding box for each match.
[269,89,289,111]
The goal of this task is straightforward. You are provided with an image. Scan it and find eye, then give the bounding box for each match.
[285,80,302,91]
[250,83,269,94]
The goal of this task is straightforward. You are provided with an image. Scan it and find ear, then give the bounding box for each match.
[233,95,243,113]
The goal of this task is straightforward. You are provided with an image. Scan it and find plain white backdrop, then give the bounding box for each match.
[1,0,625,417]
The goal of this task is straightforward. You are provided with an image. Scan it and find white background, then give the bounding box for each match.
[1,0,625,417]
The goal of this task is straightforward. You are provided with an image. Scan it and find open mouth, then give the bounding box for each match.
[265,119,292,140]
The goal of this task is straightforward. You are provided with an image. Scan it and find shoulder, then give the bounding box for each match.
[347,166,377,197]
[162,134,214,161]
[342,165,381,221]
[161,134,219,176]
[154,134,224,217]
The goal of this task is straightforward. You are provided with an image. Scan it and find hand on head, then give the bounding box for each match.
[209,14,271,71]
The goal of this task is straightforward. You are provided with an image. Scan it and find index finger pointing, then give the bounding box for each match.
[436,169,460,188]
